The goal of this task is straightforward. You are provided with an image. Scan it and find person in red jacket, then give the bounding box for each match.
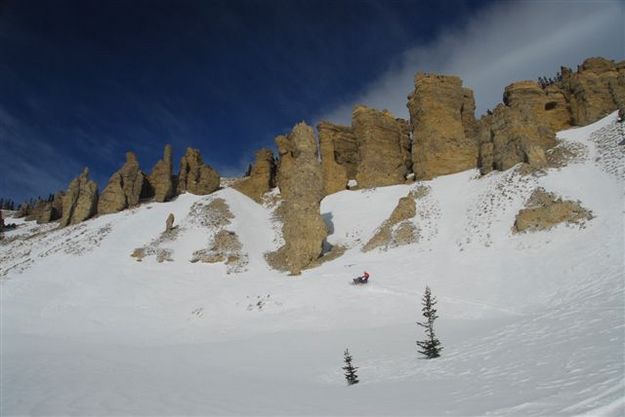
[353,271,370,284]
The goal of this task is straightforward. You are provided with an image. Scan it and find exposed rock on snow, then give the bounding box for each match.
[363,188,423,252]
[232,148,276,202]
[408,73,479,179]
[177,147,220,195]
[190,230,248,273]
[98,152,147,215]
[187,198,248,273]
[59,168,99,227]
[148,144,175,202]
[188,198,234,229]
[165,213,175,232]
[513,188,593,233]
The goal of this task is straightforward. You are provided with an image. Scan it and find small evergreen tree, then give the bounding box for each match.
[416,286,442,359]
[342,348,359,385]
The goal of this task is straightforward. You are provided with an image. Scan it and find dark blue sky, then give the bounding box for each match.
[0,0,494,202]
[3,0,621,204]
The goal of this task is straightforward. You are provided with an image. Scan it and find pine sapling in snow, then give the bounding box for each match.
[342,348,359,385]
[417,286,442,359]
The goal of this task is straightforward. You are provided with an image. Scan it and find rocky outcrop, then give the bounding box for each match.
[514,188,592,232]
[177,148,220,195]
[478,103,556,174]
[98,152,146,215]
[23,192,64,224]
[503,81,572,132]
[562,57,625,125]
[233,148,276,202]
[353,105,411,188]
[362,189,422,252]
[149,144,175,202]
[165,213,175,233]
[270,122,327,275]
[318,122,349,195]
[408,73,478,179]
[59,168,98,227]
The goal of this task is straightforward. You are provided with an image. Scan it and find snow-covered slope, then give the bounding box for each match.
[1,113,623,416]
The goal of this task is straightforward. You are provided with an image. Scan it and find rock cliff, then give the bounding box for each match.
[353,105,411,188]
[408,73,479,179]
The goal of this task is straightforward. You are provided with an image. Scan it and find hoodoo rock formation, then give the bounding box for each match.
[177,148,220,195]
[408,73,479,179]
[149,144,175,203]
[353,105,411,188]
[98,152,147,214]
[271,122,327,275]
[233,148,276,202]
[59,168,98,227]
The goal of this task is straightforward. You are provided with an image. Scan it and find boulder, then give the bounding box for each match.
[317,122,349,195]
[98,152,146,215]
[271,122,327,275]
[59,168,98,227]
[149,144,175,202]
[233,148,276,202]
[353,105,411,188]
[177,148,220,195]
[408,73,478,179]
[165,213,175,233]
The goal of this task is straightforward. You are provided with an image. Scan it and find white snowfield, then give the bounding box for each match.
[1,113,624,416]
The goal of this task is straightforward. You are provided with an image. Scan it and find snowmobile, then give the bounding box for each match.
[351,272,370,285]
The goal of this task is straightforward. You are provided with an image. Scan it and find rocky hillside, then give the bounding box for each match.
[1,111,623,416]
[4,57,624,276]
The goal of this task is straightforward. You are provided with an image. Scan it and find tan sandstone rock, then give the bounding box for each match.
[270,122,327,275]
[514,188,592,232]
[504,81,572,132]
[408,73,478,179]
[478,104,556,174]
[233,148,276,202]
[149,144,175,202]
[363,189,420,252]
[59,168,98,227]
[317,122,349,195]
[562,57,625,125]
[177,148,220,195]
[98,152,146,215]
[353,105,411,188]
[165,213,175,232]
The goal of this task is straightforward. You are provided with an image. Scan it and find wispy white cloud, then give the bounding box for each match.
[317,0,625,124]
